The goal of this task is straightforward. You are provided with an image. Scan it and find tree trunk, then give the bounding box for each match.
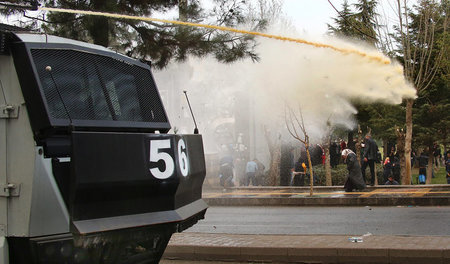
[306,146,314,196]
[404,99,414,185]
[264,127,280,186]
[269,150,281,186]
[374,164,378,186]
[397,134,406,185]
[324,132,332,186]
[356,125,363,164]
[383,139,388,160]
[89,0,109,47]
[179,0,188,21]
[442,130,448,156]
[325,144,332,186]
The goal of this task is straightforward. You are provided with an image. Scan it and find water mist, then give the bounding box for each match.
[154,33,416,166]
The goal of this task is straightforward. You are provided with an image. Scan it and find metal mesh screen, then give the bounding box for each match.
[31,49,167,124]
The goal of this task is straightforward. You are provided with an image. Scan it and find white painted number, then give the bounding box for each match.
[178,139,189,177]
[149,139,174,179]
[149,138,189,179]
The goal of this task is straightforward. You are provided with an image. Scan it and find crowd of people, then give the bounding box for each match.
[340,135,450,191]
[218,136,450,189]
[218,155,266,187]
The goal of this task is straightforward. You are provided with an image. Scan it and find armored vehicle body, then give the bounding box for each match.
[0,28,207,263]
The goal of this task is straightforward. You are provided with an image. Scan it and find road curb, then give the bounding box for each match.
[162,233,450,264]
[204,196,450,206]
[204,184,450,192]
[164,245,449,264]
[203,185,450,206]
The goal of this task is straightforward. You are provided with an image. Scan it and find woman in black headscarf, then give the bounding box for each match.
[342,149,366,192]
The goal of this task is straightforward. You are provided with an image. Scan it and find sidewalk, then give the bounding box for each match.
[203,185,450,206]
[161,185,450,263]
[163,232,450,264]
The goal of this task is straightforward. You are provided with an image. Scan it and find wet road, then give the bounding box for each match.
[203,186,450,199]
[186,206,450,236]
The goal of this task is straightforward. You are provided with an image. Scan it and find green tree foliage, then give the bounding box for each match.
[329,0,449,155]
[327,0,378,45]
[328,0,396,145]
[413,57,450,151]
[327,1,357,38]
[396,0,449,151]
[354,102,404,144]
[3,0,266,69]
[353,0,378,45]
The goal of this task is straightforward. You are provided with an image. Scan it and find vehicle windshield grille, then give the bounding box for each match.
[31,49,167,124]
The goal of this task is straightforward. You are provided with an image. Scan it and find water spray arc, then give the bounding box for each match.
[39,7,391,65]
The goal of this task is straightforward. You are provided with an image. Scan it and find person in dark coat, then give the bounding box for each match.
[291,158,306,186]
[330,141,340,168]
[254,159,265,186]
[219,155,234,187]
[361,134,378,186]
[445,152,450,184]
[387,146,400,182]
[433,143,441,168]
[382,157,393,184]
[385,175,399,185]
[342,149,366,192]
[418,152,429,176]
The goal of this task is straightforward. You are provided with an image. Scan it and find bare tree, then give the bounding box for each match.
[323,118,334,186]
[426,145,435,184]
[356,125,363,164]
[395,0,448,184]
[253,0,283,24]
[324,138,332,186]
[285,104,314,196]
[264,126,281,186]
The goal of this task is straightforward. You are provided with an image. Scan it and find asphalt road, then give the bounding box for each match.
[185,206,450,236]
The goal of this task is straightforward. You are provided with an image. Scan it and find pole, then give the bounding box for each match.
[183,91,198,134]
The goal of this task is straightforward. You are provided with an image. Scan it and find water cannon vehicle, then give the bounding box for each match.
[0,26,207,264]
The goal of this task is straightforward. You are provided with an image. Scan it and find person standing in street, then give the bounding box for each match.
[433,143,442,169]
[219,155,234,188]
[388,146,400,182]
[445,152,450,184]
[245,159,258,186]
[291,158,306,186]
[254,158,265,186]
[361,134,378,186]
[342,149,366,192]
[418,151,429,183]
